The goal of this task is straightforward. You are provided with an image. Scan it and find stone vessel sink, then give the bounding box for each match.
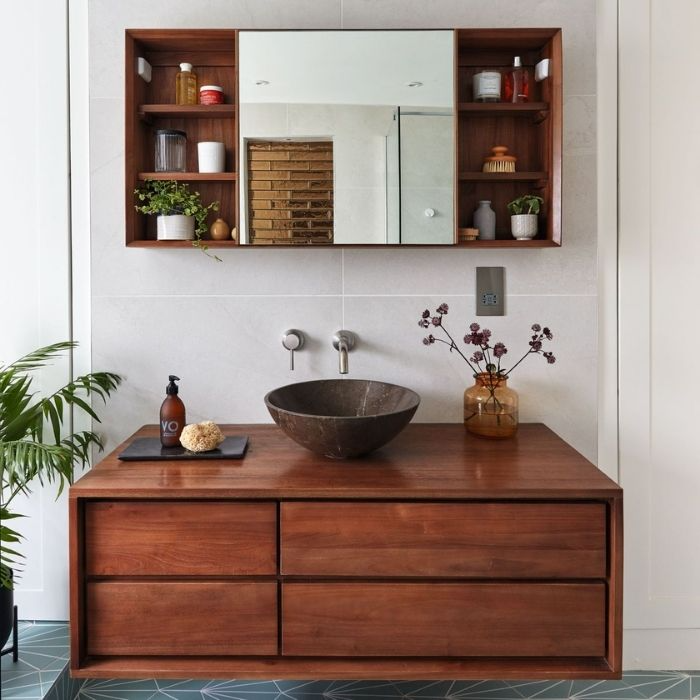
[264,379,421,459]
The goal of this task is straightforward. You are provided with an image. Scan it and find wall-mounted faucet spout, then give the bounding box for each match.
[332,331,356,375]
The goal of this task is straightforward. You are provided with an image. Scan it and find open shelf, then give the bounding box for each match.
[125,29,239,246]
[127,239,238,248]
[455,28,562,246]
[138,104,237,120]
[458,172,547,182]
[456,239,559,248]
[458,101,548,114]
[138,172,238,181]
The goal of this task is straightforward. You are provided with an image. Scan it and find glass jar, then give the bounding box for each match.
[472,70,501,102]
[464,373,519,439]
[154,129,187,172]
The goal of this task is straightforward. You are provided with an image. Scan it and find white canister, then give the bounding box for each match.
[473,71,502,102]
[197,141,226,173]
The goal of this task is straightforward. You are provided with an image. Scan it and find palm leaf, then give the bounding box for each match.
[0,341,121,588]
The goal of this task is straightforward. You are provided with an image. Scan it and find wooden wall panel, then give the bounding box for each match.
[247,141,333,245]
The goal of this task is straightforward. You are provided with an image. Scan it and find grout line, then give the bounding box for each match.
[91,293,598,300]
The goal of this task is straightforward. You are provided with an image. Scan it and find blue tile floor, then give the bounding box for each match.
[2,623,699,700]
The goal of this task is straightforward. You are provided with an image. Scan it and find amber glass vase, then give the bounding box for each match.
[463,373,519,439]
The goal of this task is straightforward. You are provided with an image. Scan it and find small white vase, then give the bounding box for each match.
[473,200,496,240]
[157,214,195,241]
[510,214,538,240]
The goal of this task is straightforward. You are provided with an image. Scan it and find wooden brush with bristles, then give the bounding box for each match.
[483,146,517,173]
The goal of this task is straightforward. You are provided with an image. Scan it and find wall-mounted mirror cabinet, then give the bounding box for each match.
[125,28,561,249]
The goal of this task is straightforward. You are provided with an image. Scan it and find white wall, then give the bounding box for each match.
[89,0,599,470]
[0,0,75,619]
[617,0,700,669]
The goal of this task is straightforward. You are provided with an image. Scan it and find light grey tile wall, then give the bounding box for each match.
[89,0,598,461]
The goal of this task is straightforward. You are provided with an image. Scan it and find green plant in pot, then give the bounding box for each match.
[134,179,220,258]
[506,194,544,241]
[0,342,121,645]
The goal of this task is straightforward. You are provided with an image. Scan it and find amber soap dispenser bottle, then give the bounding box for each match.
[160,375,186,447]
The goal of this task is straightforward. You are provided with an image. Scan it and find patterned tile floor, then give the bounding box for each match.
[2,623,699,700]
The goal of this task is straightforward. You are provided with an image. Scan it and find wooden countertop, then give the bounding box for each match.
[70,423,621,500]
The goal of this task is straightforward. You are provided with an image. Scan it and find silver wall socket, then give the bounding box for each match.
[476,267,505,316]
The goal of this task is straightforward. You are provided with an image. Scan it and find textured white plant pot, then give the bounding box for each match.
[510,214,538,240]
[157,214,195,241]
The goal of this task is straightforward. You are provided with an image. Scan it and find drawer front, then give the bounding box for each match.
[282,582,606,657]
[86,501,277,575]
[87,581,278,656]
[281,502,606,578]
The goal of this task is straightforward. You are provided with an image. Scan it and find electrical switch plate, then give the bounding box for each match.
[476,267,505,316]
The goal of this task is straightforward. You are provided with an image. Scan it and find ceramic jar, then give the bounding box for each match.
[473,200,496,240]
[209,218,230,240]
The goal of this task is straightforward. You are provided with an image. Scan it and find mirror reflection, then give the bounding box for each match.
[239,30,454,245]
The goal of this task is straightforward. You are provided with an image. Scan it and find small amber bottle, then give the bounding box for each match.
[176,63,197,105]
[160,375,186,447]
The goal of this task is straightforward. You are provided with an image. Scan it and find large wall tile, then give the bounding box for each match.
[343,294,596,461]
[341,0,596,96]
[92,295,343,453]
[89,0,342,99]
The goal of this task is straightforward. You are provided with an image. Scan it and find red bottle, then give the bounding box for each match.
[504,56,530,103]
[160,375,186,447]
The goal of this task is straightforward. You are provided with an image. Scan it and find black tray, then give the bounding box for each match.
[118,436,249,461]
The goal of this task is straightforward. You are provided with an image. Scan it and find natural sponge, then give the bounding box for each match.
[179,421,225,453]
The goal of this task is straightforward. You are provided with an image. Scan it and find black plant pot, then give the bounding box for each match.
[0,568,14,649]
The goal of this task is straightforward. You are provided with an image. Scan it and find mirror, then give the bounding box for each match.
[239,30,454,245]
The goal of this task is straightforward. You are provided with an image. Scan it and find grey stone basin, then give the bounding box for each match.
[264,379,421,459]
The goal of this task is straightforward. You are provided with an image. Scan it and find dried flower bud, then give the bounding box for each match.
[470,322,480,332]
[543,351,556,364]
[531,323,542,332]
[422,309,431,319]
[431,316,441,326]
[493,342,507,358]
[471,350,484,362]
[482,328,492,341]
[423,334,436,345]
[437,303,449,314]
[529,340,543,351]
[543,327,553,340]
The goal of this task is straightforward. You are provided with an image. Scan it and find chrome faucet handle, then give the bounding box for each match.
[332,330,356,375]
[282,329,305,371]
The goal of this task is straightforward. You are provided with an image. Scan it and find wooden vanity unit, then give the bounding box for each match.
[69,423,622,679]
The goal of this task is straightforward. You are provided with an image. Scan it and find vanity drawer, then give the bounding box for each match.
[87,581,278,656]
[282,582,606,657]
[86,501,277,575]
[281,502,607,578]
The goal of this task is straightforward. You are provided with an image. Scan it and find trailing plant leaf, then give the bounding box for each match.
[0,341,121,589]
[134,179,221,260]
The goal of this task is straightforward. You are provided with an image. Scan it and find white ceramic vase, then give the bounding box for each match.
[510,214,538,240]
[157,214,195,241]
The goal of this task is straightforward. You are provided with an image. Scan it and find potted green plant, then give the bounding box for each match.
[134,179,220,254]
[0,342,121,646]
[506,194,544,241]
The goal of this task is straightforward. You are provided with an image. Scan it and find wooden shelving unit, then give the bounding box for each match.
[124,28,562,250]
[454,28,562,246]
[125,29,239,247]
